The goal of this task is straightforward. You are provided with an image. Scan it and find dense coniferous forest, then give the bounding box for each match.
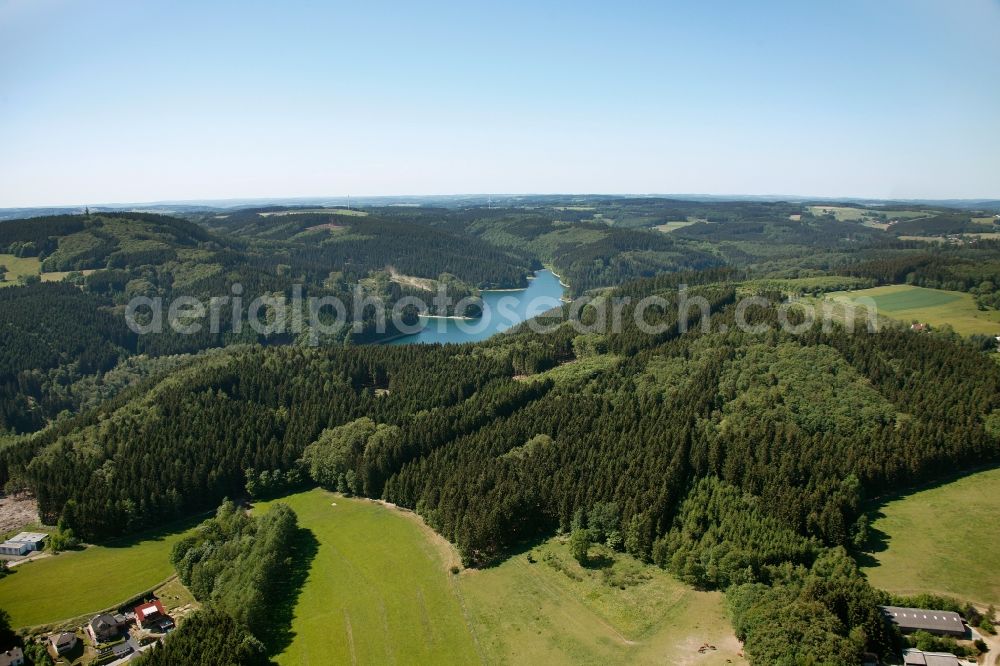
[1,197,999,664]
[0,283,136,432]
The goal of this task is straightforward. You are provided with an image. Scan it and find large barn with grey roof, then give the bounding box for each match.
[880,605,966,637]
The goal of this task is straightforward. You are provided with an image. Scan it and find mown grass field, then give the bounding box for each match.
[0,518,200,628]
[260,489,744,665]
[826,284,1000,336]
[255,490,481,665]
[862,467,1000,607]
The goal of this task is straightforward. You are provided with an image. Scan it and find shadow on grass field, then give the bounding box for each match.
[255,525,319,656]
[860,465,1000,606]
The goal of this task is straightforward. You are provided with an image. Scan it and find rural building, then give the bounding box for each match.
[0,532,48,557]
[0,648,23,666]
[134,599,173,631]
[87,613,126,643]
[902,648,961,666]
[48,632,78,655]
[880,606,966,637]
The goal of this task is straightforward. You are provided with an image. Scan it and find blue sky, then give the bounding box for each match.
[1,0,998,206]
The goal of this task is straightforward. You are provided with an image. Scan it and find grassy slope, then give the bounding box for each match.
[260,489,743,666]
[2,488,745,663]
[463,539,745,665]
[0,518,199,628]
[255,490,480,665]
[826,284,1000,336]
[861,467,1000,607]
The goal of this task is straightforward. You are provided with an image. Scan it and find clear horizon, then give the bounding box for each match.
[2,0,999,207]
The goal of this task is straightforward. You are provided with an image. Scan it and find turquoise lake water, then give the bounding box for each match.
[387,269,566,345]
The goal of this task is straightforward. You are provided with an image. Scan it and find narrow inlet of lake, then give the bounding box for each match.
[386,269,566,345]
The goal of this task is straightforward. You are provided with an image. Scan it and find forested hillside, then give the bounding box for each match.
[203,207,537,289]
[2,198,1000,664]
[4,269,997,662]
[0,283,136,432]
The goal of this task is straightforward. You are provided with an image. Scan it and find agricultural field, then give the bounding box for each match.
[861,467,1000,607]
[0,518,200,629]
[258,489,744,665]
[807,205,870,221]
[806,206,932,230]
[825,284,1000,336]
[807,206,929,221]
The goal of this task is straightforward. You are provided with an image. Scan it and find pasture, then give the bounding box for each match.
[825,284,1000,336]
[0,517,200,629]
[260,489,744,665]
[861,467,1000,607]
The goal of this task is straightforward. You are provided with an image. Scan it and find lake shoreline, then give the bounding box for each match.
[386,269,568,345]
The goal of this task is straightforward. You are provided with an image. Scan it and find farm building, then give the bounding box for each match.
[880,605,966,637]
[902,648,961,666]
[0,532,47,557]
[0,647,23,666]
[87,613,126,643]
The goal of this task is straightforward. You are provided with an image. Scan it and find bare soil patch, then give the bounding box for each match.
[0,495,39,535]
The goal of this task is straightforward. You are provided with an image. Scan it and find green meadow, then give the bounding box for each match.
[0,254,41,286]
[255,490,480,665]
[259,489,744,665]
[861,467,1000,607]
[655,219,698,233]
[0,253,96,287]
[0,518,200,629]
[1,488,745,663]
[826,284,1000,336]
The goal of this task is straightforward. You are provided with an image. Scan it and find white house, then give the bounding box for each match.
[0,532,48,557]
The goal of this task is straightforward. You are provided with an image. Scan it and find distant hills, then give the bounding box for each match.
[3,193,999,221]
